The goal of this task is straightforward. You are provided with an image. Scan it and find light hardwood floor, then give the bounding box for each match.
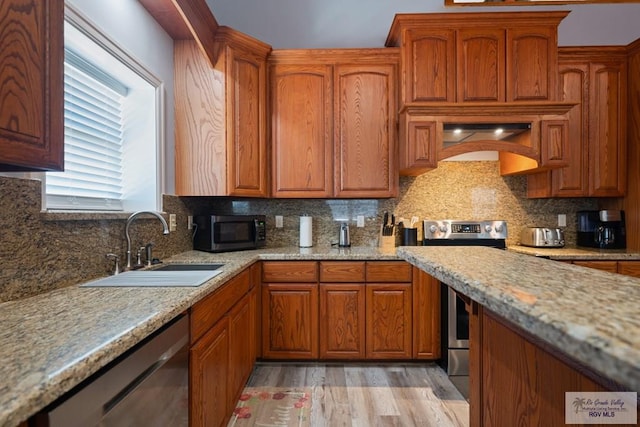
[242,362,469,427]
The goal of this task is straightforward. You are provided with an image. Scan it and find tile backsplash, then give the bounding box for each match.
[0,162,597,301]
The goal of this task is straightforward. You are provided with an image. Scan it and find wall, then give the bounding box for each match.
[206,0,640,49]
[0,162,597,302]
[0,176,193,302]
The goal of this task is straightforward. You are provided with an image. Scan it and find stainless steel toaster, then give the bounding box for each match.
[520,227,565,248]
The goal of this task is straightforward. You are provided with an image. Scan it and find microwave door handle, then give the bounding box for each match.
[253,219,257,244]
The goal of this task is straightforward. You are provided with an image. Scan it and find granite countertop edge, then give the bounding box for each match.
[508,244,640,260]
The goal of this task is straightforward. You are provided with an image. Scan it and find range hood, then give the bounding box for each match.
[443,123,531,147]
[399,101,577,175]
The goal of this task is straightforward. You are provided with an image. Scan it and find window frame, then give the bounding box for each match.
[43,3,166,213]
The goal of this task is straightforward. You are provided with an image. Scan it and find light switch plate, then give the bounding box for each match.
[275,215,283,228]
[169,214,177,232]
[356,215,365,227]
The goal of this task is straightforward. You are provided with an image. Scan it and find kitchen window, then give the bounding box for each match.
[45,7,165,212]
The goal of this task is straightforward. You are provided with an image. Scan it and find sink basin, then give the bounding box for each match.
[154,263,224,271]
[80,269,223,288]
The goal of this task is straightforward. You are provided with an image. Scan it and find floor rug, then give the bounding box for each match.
[228,387,312,427]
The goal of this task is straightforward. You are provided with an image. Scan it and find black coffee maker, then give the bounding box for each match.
[577,210,626,249]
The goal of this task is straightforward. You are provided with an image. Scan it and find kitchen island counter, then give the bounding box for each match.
[397,246,640,392]
[0,246,398,427]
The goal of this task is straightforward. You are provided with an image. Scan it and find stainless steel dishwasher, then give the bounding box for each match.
[36,314,189,427]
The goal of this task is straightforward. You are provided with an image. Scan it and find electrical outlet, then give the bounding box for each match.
[356,215,365,227]
[275,215,283,228]
[558,214,567,227]
[187,215,193,230]
[169,214,177,232]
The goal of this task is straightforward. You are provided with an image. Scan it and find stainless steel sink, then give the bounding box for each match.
[153,263,224,271]
[80,268,223,288]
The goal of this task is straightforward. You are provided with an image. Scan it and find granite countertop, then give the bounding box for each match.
[508,244,640,260]
[0,246,398,427]
[3,244,639,427]
[398,246,640,392]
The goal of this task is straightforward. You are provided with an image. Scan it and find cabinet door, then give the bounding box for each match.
[551,62,590,196]
[617,261,640,278]
[399,117,438,176]
[589,61,627,197]
[457,28,505,102]
[404,29,455,103]
[319,283,366,359]
[365,283,412,359]
[271,64,333,197]
[227,46,268,197]
[0,0,63,171]
[191,317,229,427]
[227,293,254,411]
[334,64,398,197]
[507,26,558,101]
[262,283,319,359]
[412,269,441,359]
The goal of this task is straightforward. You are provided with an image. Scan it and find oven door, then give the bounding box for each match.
[445,286,470,376]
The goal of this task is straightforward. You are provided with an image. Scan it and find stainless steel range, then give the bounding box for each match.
[422,219,508,398]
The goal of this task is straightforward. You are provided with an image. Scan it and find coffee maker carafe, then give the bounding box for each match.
[577,210,626,249]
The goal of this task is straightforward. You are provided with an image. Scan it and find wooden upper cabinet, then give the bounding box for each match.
[457,28,505,103]
[386,12,566,107]
[527,47,627,198]
[174,27,271,196]
[507,26,558,102]
[589,60,627,197]
[334,63,398,198]
[269,49,399,199]
[405,29,455,103]
[270,63,333,198]
[0,0,63,171]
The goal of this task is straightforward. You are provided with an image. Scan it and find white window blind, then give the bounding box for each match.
[46,49,127,210]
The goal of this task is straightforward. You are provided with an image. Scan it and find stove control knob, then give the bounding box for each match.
[439,225,448,233]
[485,225,493,233]
[429,225,438,234]
[495,223,504,233]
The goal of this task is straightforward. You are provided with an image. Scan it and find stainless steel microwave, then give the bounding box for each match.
[193,214,266,252]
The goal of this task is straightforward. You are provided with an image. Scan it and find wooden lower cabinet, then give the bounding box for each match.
[572,260,619,273]
[190,268,257,427]
[571,260,640,277]
[261,283,319,359]
[190,317,229,427]
[319,283,366,359]
[227,292,254,412]
[366,283,412,359]
[470,303,634,427]
[412,268,441,359]
[262,260,429,361]
[617,261,640,278]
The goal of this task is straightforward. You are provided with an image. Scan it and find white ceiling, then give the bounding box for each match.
[206,0,640,49]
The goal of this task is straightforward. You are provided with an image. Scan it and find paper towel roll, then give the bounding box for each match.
[299,216,313,247]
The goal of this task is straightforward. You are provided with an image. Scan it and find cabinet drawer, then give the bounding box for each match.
[262,261,318,282]
[366,261,412,282]
[320,261,365,282]
[617,261,640,278]
[191,269,251,343]
[573,261,618,273]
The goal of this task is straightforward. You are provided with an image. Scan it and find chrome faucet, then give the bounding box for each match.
[125,211,170,270]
